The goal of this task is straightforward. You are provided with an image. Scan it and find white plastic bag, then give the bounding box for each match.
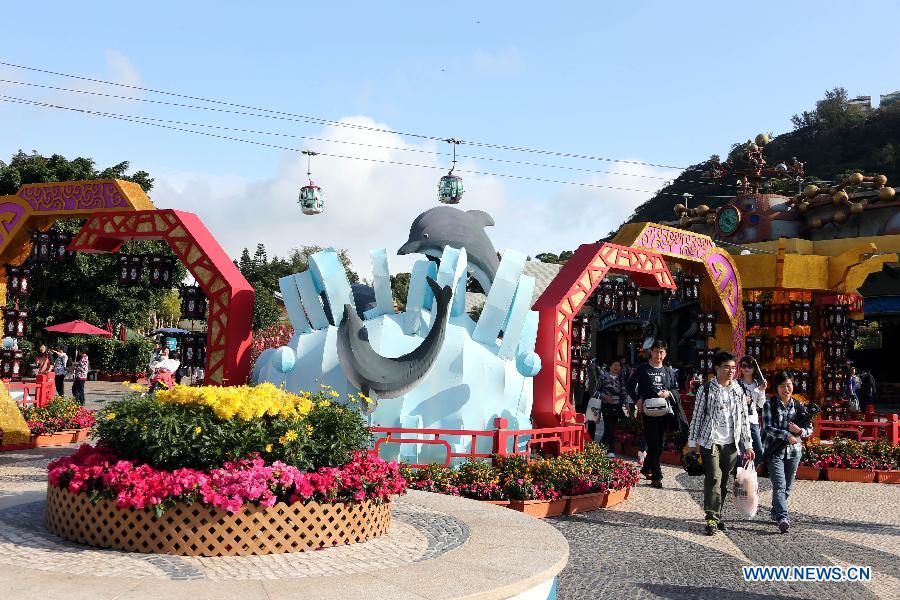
[734,460,759,519]
[585,394,603,422]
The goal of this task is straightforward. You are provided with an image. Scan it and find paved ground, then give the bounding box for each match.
[15,384,900,598]
[551,463,899,599]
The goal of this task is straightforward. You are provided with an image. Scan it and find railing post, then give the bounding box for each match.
[492,417,508,458]
[889,414,899,447]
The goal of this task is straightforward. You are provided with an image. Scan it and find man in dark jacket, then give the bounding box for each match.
[859,371,877,413]
[627,340,688,488]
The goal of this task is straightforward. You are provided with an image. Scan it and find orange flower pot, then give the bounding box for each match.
[794,465,822,481]
[599,487,630,508]
[564,492,606,515]
[875,470,900,484]
[32,432,74,447]
[509,498,567,518]
[824,468,875,483]
[480,500,511,507]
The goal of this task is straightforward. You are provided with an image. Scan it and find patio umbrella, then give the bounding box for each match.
[44,320,114,338]
[105,319,114,334]
[151,327,191,335]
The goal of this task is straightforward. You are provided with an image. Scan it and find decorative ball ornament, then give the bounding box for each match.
[832,190,849,205]
[706,214,716,225]
[680,215,691,226]
[270,346,296,373]
[516,351,542,378]
[848,172,864,185]
[798,201,810,213]
[1,337,15,349]
[849,202,865,214]
[833,210,849,224]
[879,186,896,201]
[755,133,770,146]
[874,174,888,186]
[674,203,686,214]
[696,204,710,215]
[749,143,759,152]
[803,185,819,198]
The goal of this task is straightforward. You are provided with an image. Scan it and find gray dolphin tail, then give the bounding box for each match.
[336,277,452,399]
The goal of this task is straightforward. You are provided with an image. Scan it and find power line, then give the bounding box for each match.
[0,63,695,171]
[0,95,701,197]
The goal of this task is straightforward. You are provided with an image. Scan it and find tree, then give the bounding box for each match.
[251,288,282,332]
[390,273,410,312]
[0,151,187,335]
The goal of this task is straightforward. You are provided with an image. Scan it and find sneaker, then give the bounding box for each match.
[717,521,728,532]
[705,519,718,536]
[650,479,663,489]
[778,520,790,534]
[637,450,647,464]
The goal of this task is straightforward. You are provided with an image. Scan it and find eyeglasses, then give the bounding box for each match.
[741,365,754,370]
[717,364,738,371]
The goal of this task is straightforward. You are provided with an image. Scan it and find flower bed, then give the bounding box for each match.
[401,444,639,518]
[804,439,900,484]
[14,396,95,447]
[44,385,405,555]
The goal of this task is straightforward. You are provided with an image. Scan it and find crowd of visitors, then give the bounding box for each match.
[583,343,828,536]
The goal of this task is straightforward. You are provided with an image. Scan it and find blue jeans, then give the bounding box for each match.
[740,423,764,459]
[767,453,801,522]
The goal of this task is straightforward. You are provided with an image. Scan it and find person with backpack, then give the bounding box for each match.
[599,357,628,454]
[762,371,813,534]
[737,356,766,459]
[687,351,754,536]
[628,340,687,489]
[859,370,876,413]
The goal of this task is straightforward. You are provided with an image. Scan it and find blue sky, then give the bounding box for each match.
[2,1,898,278]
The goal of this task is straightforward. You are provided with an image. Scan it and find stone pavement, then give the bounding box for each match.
[551,463,899,599]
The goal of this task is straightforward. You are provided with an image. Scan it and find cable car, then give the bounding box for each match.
[298,150,325,215]
[438,138,464,204]
[299,183,325,215]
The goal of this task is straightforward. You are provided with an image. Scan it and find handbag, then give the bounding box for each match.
[586,394,603,422]
[643,396,671,417]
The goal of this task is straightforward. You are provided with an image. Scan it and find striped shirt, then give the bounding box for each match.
[688,379,751,450]
[761,397,813,460]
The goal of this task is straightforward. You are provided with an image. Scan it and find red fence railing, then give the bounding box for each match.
[370,417,586,468]
[5,375,55,408]
[814,411,899,446]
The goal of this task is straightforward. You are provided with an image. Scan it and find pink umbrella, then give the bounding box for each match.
[44,320,114,338]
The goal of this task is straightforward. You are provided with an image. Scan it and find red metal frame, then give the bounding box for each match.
[69,210,254,386]
[532,243,675,428]
[370,417,585,468]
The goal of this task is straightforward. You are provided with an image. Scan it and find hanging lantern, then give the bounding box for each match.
[162,257,175,287]
[298,150,325,215]
[5,266,20,297]
[54,231,74,262]
[15,310,27,338]
[36,232,53,262]
[438,138,464,204]
[3,309,17,337]
[0,350,12,379]
[129,255,143,285]
[180,286,207,320]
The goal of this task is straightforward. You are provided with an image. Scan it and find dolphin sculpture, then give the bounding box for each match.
[397,206,500,292]
[336,277,453,398]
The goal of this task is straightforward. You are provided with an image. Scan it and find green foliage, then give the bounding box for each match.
[0,151,153,196]
[390,272,410,311]
[251,289,283,332]
[93,390,371,471]
[115,338,155,374]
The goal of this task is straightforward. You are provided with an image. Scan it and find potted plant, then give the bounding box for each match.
[865,440,900,484]
[815,439,876,483]
[506,478,566,518]
[795,443,824,481]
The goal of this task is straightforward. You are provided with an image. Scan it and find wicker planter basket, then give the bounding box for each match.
[44,484,391,556]
[509,498,567,518]
[875,470,900,484]
[823,468,876,483]
[794,465,822,481]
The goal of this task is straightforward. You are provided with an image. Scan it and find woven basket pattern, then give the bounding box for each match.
[44,484,391,556]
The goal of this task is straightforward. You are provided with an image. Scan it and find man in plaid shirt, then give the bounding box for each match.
[761,371,812,534]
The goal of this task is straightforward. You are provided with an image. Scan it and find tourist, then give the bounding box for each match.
[72,347,89,405]
[736,356,766,459]
[599,357,628,454]
[762,371,813,534]
[627,340,687,489]
[147,341,164,377]
[687,351,754,536]
[51,346,68,397]
[859,370,877,413]
[846,367,861,412]
[35,344,52,376]
[172,350,184,385]
[585,357,603,441]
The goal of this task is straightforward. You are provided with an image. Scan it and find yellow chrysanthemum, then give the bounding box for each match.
[329,390,339,398]
[278,436,286,444]
[284,429,298,442]
[105,412,116,420]
[133,418,139,424]
[265,444,273,452]
[305,425,313,435]
[319,400,331,408]
[194,426,202,434]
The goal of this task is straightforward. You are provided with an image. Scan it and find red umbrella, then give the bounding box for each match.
[105,319,114,334]
[118,325,127,342]
[44,320,114,338]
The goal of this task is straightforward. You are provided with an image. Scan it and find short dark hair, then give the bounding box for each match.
[771,371,795,388]
[713,351,736,367]
[650,340,667,351]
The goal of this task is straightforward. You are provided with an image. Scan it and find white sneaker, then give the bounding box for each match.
[638,451,647,465]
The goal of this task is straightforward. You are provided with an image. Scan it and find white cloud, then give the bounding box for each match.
[149,115,667,281]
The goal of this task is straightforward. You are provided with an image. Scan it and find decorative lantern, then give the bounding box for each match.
[3,309,17,337]
[0,350,12,379]
[180,286,207,320]
[613,280,625,314]
[54,232,74,262]
[10,350,23,381]
[35,232,53,262]
[15,310,27,337]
